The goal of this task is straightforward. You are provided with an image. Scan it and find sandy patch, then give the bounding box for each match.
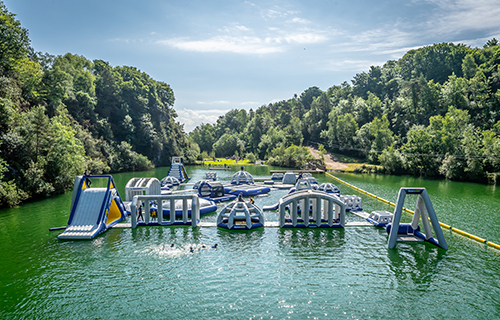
[307,147,349,170]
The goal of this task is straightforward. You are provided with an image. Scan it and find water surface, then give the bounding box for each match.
[1,167,499,319]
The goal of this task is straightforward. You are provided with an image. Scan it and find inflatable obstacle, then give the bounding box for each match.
[124,177,162,201]
[167,156,189,183]
[196,180,236,202]
[224,170,270,196]
[150,198,217,218]
[217,195,264,230]
[387,188,448,249]
[58,175,127,240]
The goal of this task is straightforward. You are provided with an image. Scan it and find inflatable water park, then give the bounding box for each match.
[52,157,474,251]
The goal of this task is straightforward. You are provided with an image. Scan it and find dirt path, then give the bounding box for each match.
[307,147,349,170]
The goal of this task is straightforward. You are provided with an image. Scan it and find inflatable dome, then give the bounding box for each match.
[217,196,264,230]
[231,170,255,185]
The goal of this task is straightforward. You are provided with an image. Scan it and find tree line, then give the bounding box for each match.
[0,2,194,207]
[2,0,500,207]
[189,41,500,184]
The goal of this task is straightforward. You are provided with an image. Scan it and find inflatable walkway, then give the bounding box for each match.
[58,175,127,240]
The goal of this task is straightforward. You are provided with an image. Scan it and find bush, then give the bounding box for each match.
[0,180,28,207]
[245,152,256,163]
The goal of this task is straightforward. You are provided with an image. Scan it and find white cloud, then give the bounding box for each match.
[288,17,310,24]
[159,29,328,54]
[417,0,500,35]
[156,11,329,55]
[176,108,231,132]
[159,36,284,54]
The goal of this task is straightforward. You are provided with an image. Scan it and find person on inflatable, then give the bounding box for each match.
[84,169,92,187]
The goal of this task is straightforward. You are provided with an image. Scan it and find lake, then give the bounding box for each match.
[1,166,499,319]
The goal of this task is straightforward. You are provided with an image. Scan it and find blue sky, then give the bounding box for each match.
[4,0,500,132]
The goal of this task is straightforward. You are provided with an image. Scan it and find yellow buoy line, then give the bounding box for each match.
[325,172,500,251]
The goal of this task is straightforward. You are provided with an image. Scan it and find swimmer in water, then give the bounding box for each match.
[212,243,218,249]
[190,247,194,252]
[170,243,174,248]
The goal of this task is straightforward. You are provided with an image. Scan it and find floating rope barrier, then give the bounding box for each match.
[325,172,500,251]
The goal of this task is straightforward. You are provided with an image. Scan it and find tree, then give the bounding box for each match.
[258,127,286,159]
[401,126,441,176]
[368,115,394,163]
[0,1,30,74]
[321,111,358,151]
[462,54,478,79]
[190,123,215,153]
[212,133,244,157]
[45,113,86,192]
[299,86,323,111]
[378,146,404,174]
[285,117,303,146]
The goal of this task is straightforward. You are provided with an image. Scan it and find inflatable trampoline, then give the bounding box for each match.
[225,169,270,196]
[224,184,271,197]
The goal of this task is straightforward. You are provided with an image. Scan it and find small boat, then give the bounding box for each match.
[366,210,393,227]
[217,195,264,230]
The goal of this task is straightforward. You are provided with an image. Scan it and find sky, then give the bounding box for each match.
[4,0,500,132]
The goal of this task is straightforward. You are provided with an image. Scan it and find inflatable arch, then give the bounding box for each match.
[124,177,161,201]
[278,189,345,228]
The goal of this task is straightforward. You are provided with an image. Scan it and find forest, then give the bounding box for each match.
[190,41,500,185]
[0,2,195,206]
[1,1,500,207]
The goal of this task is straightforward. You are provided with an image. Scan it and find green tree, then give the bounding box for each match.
[401,125,441,176]
[190,123,215,153]
[368,115,394,163]
[462,54,478,79]
[0,1,30,74]
[212,133,245,157]
[45,113,86,192]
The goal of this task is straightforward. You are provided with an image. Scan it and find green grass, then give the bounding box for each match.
[330,163,383,173]
[203,158,253,166]
[330,152,365,163]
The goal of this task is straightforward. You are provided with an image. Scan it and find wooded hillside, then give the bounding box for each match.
[190,41,500,184]
[0,2,194,206]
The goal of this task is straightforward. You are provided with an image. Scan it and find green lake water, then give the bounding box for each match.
[1,166,499,319]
